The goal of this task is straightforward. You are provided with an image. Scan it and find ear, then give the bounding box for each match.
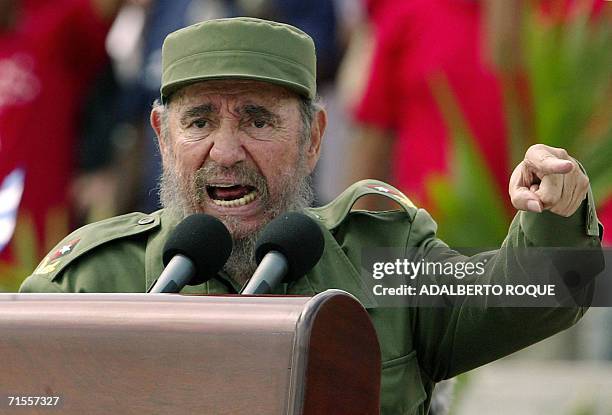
[150,107,169,162]
[306,108,327,173]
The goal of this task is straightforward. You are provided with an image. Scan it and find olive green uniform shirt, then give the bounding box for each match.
[20,180,603,414]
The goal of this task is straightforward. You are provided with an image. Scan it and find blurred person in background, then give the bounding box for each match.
[0,0,125,287]
[347,0,510,212]
[347,0,611,244]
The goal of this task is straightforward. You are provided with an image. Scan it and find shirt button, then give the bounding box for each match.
[138,217,154,225]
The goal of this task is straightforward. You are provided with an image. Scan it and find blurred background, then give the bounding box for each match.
[0,0,610,413]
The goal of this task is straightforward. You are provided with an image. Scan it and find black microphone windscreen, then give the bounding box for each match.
[255,212,324,281]
[162,214,232,285]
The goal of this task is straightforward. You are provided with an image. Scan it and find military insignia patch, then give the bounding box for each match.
[49,238,81,261]
[33,238,80,275]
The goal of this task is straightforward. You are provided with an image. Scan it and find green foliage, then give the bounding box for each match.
[428,74,510,248]
[523,2,612,202]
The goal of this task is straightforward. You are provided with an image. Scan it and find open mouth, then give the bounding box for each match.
[206,184,259,207]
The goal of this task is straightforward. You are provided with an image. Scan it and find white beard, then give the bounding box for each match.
[158,154,314,285]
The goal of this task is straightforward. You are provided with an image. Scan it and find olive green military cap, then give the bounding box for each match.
[160,17,317,102]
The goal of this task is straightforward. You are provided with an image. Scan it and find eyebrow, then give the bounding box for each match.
[179,104,215,125]
[241,104,279,123]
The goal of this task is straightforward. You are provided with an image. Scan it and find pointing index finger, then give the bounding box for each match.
[524,146,574,177]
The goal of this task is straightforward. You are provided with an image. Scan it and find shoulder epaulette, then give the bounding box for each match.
[307,180,418,230]
[32,211,162,281]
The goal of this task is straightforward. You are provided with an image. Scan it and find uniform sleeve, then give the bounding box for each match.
[411,192,603,382]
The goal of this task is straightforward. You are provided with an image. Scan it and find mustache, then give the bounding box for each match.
[193,161,269,195]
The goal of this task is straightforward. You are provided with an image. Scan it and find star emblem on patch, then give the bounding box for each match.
[49,238,81,261]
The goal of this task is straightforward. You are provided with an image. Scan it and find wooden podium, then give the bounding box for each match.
[0,290,381,414]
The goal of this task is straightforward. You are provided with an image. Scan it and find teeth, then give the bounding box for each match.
[210,184,236,188]
[212,189,258,207]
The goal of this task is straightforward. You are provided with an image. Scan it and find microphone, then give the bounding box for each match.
[241,212,324,295]
[148,214,232,293]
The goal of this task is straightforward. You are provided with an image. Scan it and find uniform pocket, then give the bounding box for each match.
[380,351,426,415]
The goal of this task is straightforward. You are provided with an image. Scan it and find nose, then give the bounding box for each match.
[208,124,247,167]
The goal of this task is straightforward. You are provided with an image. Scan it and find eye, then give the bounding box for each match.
[192,119,208,129]
[252,119,267,129]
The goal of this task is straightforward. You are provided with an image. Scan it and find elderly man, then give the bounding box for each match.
[20,17,602,415]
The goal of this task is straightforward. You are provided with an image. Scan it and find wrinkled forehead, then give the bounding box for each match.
[168,80,300,113]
